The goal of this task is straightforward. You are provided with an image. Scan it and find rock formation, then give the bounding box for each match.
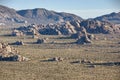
[80,20,120,34]
[16,21,77,35]
[12,19,120,36]
[12,29,24,36]
[76,27,92,44]
[0,42,29,61]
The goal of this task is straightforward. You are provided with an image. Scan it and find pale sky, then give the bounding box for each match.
[0,0,120,19]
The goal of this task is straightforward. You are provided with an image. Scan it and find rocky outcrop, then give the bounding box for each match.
[0,42,29,61]
[16,22,77,35]
[16,24,40,35]
[80,20,120,34]
[76,27,93,44]
[13,19,120,36]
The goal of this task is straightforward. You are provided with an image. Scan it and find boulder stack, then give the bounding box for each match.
[0,42,29,61]
[76,27,92,44]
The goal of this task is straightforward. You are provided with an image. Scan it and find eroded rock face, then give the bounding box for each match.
[0,42,29,61]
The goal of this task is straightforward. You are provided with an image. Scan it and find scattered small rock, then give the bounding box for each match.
[58,57,64,61]
[48,57,64,62]
[81,59,92,64]
[86,65,96,68]
[13,41,25,45]
[36,38,47,44]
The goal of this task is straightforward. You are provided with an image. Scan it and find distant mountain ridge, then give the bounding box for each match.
[0,5,84,24]
[17,8,83,24]
[0,5,120,26]
[94,12,120,24]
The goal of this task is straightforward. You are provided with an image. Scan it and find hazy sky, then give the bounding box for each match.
[0,0,120,19]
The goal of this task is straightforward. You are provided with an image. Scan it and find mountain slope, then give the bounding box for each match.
[17,8,83,24]
[94,12,120,24]
[0,5,25,23]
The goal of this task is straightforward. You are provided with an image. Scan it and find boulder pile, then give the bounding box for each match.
[0,42,29,61]
[14,22,77,36]
[80,20,120,34]
[76,27,93,44]
[39,21,77,35]
[12,19,120,37]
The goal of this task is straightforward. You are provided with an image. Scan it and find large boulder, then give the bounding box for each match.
[70,20,81,30]
[63,21,77,34]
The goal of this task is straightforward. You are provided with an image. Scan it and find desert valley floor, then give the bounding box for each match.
[0,27,120,80]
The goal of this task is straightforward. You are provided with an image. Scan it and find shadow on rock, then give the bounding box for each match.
[89,62,120,66]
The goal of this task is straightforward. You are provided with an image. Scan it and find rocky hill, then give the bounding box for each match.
[0,5,83,24]
[17,8,83,24]
[0,5,26,23]
[94,12,120,24]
